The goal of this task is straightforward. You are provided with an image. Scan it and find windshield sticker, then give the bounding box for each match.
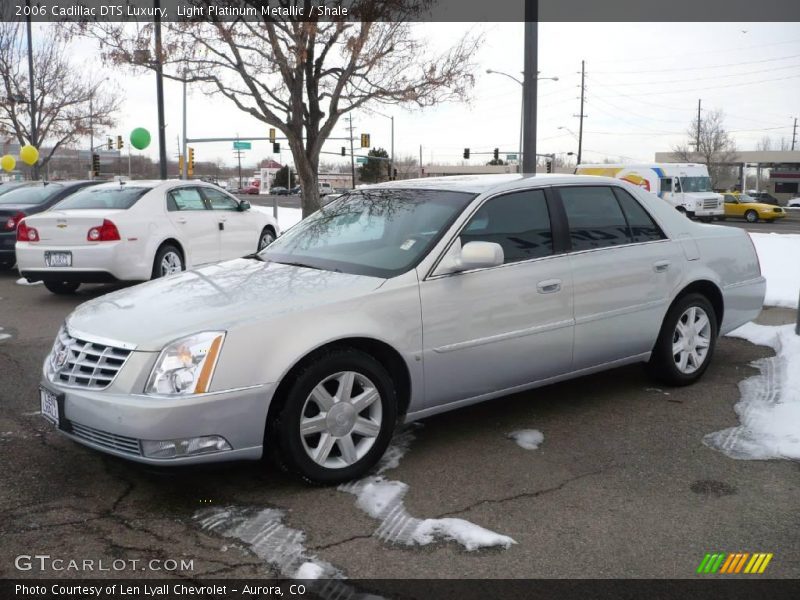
[400,239,416,251]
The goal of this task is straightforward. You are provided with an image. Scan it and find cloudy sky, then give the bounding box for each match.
[58,21,800,170]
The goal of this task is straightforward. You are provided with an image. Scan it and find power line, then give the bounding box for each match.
[592,53,800,75]
[588,62,800,86]
[590,37,800,65]
[591,72,800,98]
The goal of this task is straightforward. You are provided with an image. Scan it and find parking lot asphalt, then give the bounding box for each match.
[1,267,799,580]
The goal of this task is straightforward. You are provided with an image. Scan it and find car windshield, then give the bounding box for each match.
[0,183,63,205]
[679,176,712,193]
[54,186,149,210]
[260,188,476,278]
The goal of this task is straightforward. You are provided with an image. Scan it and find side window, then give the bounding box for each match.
[724,194,737,204]
[203,187,240,210]
[560,186,629,251]
[168,187,207,211]
[660,178,673,193]
[614,188,666,243]
[460,189,553,264]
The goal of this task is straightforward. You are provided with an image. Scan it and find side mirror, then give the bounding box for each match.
[239,200,251,211]
[437,241,504,275]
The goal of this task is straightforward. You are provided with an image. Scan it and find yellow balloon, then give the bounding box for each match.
[19,145,39,166]
[0,155,15,173]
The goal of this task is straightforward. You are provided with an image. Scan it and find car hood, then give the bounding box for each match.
[66,258,385,351]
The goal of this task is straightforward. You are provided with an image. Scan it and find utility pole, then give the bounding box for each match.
[792,117,798,151]
[182,77,188,179]
[419,145,422,178]
[575,59,586,166]
[88,96,94,179]
[521,0,538,174]
[390,115,395,180]
[25,0,38,179]
[348,113,356,189]
[696,99,702,153]
[154,0,167,180]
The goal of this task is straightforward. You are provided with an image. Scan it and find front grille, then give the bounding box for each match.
[67,420,141,456]
[47,328,132,390]
[703,198,718,209]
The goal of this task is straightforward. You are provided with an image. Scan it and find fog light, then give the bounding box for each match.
[141,435,232,459]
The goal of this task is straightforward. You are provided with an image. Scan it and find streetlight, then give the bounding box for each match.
[486,69,558,168]
[366,108,395,180]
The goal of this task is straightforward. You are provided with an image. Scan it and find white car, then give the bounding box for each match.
[16,180,279,294]
[787,197,800,208]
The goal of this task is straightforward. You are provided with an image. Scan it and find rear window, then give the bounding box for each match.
[0,183,63,205]
[54,186,149,210]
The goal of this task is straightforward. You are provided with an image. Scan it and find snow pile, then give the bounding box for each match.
[251,205,303,231]
[194,506,341,580]
[15,278,42,286]
[0,327,10,342]
[508,429,544,450]
[748,233,800,308]
[338,428,516,552]
[704,322,800,460]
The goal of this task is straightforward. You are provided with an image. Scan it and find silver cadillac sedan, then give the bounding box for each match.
[39,174,765,484]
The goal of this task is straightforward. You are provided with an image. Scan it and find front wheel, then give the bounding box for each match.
[152,244,185,279]
[745,210,759,223]
[647,293,718,386]
[44,281,80,295]
[272,348,398,484]
[258,227,276,251]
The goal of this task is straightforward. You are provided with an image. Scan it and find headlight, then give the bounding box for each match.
[145,331,225,396]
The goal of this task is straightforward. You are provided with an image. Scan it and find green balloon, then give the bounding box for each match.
[130,128,151,150]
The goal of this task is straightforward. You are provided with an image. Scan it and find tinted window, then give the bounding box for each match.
[168,188,207,211]
[660,178,672,193]
[0,183,63,205]
[614,189,666,243]
[203,187,239,210]
[775,182,798,194]
[560,186,629,251]
[724,194,737,204]
[54,186,148,210]
[461,190,552,263]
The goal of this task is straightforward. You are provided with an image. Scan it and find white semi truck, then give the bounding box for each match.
[575,163,724,220]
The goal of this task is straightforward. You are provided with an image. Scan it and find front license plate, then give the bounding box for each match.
[44,251,72,268]
[40,387,60,425]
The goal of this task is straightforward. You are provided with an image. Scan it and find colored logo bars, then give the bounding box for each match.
[697,552,773,575]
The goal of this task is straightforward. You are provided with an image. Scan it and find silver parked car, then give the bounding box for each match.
[39,174,765,483]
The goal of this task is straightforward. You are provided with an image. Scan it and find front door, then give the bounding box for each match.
[419,188,574,409]
[165,186,219,266]
[201,187,257,259]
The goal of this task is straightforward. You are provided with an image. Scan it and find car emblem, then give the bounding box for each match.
[54,347,69,369]
[57,221,67,229]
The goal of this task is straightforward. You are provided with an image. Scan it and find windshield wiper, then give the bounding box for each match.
[270,259,324,270]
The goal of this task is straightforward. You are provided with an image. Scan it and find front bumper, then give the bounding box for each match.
[42,378,274,465]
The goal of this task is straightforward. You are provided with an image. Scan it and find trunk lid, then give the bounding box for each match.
[24,209,125,245]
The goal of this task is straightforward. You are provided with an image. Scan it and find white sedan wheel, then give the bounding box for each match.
[672,306,712,374]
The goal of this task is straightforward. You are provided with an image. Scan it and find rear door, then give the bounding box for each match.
[165,187,219,265]
[200,186,256,259]
[556,185,684,370]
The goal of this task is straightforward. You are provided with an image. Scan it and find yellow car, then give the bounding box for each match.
[722,193,786,223]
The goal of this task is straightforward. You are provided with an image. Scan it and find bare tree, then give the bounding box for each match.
[757,135,790,151]
[673,108,738,187]
[80,2,480,215]
[393,154,419,179]
[0,24,118,178]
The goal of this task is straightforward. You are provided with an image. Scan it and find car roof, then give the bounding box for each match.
[369,173,627,195]
[84,179,217,191]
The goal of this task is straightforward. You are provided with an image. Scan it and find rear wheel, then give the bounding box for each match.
[44,281,80,295]
[258,227,276,251]
[647,293,717,386]
[745,210,759,223]
[152,244,184,279]
[270,348,397,485]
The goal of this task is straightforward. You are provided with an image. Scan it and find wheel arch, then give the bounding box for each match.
[154,237,185,265]
[670,279,724,330]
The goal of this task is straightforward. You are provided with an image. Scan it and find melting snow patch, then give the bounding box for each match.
[748,233,800,308]
[339,427,516,551]
[508,429,544,450]
[0,327,10,342]
[15,278,42,286]
[194,506,341,580]
[704,322,800,460]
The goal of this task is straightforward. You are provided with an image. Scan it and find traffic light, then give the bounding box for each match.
[546,160,553,173]
[493,148,499,161]
[269,128,276,143]
[91,153,100,176]
[393,167,398,180]
[187,147,195,176]
[116,135,123,150]
[360,133,370,148]
[273,142,280,153]
[341,147,346,156]
[463,148,470,159]
[106,137,113,151]
[178,154,184,174]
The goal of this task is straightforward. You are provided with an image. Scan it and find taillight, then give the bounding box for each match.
[87,219,120,242]
[4,211,25,231]
[16,220,39,242]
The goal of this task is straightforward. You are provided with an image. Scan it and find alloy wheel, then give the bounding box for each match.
[160,251,183,276]
[672,306,712,374]
[299,370,382,469]
[259,231,275,250]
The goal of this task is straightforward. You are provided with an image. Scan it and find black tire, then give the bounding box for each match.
[151,244,185,279]
[270,348,398,485]
[745,210,758,223]
[716,216,727,221]
[44,281,80,295]
[647,293,718,386]
[258,227,276,251]
[686,211,696,219]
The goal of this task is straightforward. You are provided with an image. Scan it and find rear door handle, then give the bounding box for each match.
[653,260,671,273]
[537,279,562,294]
[176,218,187,224]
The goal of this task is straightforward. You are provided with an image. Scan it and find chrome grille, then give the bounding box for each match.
[68,421,141,456]
[47,328,132,390]
[703,198,718,209]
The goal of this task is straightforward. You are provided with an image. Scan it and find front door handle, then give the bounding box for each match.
[653,260,671,273]
[176,218,187,224]
[537,279,562,294]
[218,222,225,231]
